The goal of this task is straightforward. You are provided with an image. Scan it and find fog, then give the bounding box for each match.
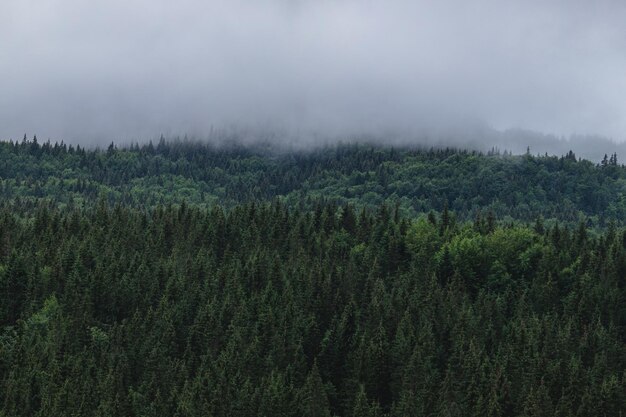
[1,0,625,151]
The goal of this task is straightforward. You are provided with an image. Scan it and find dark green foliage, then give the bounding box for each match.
[2,138,626,224]
[0,140,624,416]
[0,200,623,416]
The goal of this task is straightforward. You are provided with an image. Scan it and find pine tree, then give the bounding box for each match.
[298,362,332,417]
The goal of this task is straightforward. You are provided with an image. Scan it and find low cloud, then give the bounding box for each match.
[1,0,625,145]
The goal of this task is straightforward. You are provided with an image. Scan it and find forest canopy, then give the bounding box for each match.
[0,139,624,416]
[1,138,626,226]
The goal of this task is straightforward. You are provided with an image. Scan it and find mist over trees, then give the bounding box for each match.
[7,125,626,163]
[2,0,626,414]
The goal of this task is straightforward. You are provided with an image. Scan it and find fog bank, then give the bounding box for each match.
[1,0,625,146]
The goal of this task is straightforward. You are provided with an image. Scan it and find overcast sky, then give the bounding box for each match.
[1,0,625,144]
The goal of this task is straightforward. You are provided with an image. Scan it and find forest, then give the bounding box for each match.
[0,138,624,416]
[1,137,626,225]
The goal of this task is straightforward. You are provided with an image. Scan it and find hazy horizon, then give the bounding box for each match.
[2,0,625,145]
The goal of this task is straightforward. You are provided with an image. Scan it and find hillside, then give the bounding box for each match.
[0,138,624,416]
[1,138,626,225]
[1,201,624,416]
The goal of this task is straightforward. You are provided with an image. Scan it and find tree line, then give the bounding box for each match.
[1,138,626,225]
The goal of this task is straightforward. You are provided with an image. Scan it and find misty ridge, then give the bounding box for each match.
[15,124,624,164]
[144,126,626,164]
[2,2,626,416]
[2,0,625,152]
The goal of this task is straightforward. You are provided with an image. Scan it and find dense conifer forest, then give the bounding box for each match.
[2,137,626,225]
[0,139,624,416]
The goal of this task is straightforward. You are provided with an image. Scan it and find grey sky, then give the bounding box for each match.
[1,0,625,144]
